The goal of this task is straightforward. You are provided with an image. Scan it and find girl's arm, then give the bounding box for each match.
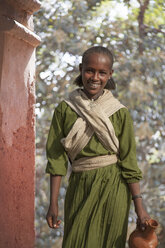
[46,175,62,228]
[128,182,150,230]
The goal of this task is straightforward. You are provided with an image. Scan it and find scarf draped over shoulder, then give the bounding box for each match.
[61,89,126,171]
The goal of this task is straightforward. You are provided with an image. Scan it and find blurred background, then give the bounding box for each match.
[34,0,165,247]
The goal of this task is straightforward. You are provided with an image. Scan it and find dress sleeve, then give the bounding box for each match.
[118,108,142,183]
[46,102,68,176]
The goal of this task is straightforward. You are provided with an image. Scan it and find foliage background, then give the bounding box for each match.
[34,0,165,247]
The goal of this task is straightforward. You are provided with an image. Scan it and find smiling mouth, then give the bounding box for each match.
[88,82,101,89]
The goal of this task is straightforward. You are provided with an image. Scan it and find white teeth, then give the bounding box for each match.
[89,83,100,88]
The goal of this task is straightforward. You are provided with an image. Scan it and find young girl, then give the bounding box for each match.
[46,46,150,248]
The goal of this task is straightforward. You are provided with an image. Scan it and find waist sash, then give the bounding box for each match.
[72,154,118,172]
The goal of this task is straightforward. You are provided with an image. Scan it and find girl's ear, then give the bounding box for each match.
[79,63,82,73]
[109,69,114,78]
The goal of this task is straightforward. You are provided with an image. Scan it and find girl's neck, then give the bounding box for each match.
[82,89,104,100]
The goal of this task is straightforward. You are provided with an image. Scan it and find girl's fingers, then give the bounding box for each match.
[46,214,61,229]
[137,217,150,231]
[53,219,61,228]
[57,220,61,224]
[47,216,53,228]
[140,223,146,231]
[52,215,57,228]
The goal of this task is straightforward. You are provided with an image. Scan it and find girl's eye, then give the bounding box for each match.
[86,69,93,73]
[100,71,106,75]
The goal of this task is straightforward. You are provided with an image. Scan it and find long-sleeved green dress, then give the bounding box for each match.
[46,100,142,248]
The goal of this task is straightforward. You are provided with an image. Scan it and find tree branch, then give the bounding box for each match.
[137,0,142,4]
[143,24,165,35]
[137,0,150,54]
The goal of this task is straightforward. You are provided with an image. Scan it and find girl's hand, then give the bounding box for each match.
[128,183,151,231]
[135,206,151,231]
[46,204,61,229]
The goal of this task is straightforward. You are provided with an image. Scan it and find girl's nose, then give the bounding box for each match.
[92,72,99,80]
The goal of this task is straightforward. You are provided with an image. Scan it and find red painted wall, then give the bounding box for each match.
[0,1,40,247]
[0,34,36,248]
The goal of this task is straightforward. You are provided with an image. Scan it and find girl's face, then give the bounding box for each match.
[79,53,113,99]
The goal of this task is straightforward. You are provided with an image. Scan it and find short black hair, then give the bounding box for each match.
[82,46,113,66]
[74,46,116,90]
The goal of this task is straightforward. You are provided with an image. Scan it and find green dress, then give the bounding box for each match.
[46,100,142,248]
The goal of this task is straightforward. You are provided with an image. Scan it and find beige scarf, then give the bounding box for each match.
[61,89,125,171]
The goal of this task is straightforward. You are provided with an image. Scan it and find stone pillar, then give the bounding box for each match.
[0,1,41,247]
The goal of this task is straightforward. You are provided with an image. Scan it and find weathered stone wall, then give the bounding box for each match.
[0,1,40,247]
